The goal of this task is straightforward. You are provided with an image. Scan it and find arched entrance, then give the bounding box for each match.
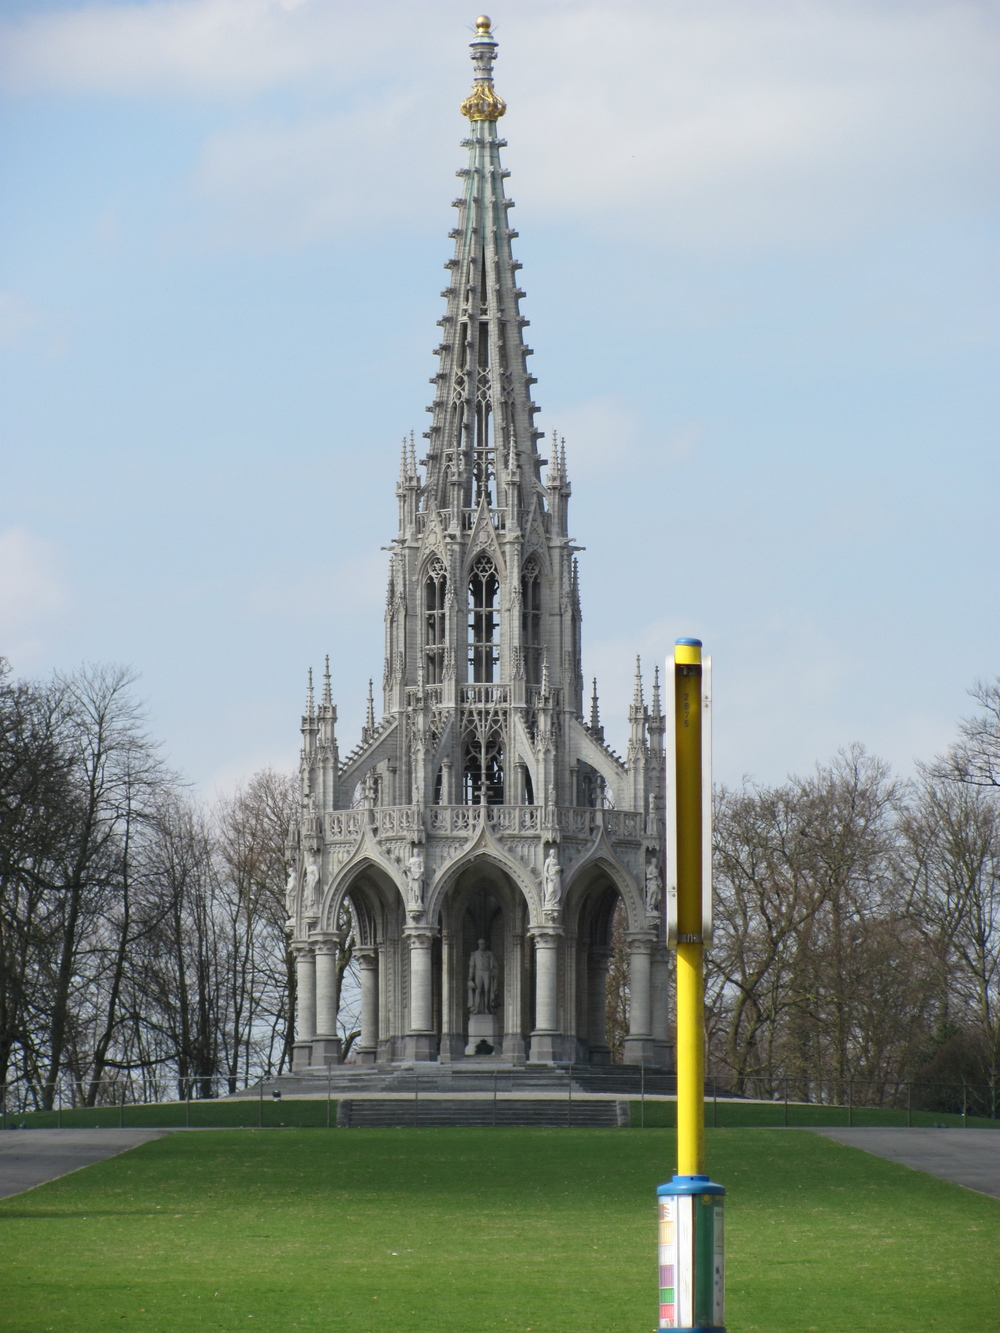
[566,864,670,1068]
[436,864,530,1062]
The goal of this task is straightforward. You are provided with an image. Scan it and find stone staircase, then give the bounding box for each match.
[249,1062,676,1100]
[336,1097,630,1128]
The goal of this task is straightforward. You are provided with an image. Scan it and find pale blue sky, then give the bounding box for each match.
[1,0,997,795]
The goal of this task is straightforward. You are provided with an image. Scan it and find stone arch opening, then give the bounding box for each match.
[436,862,530,1063]
[564,860,668,1068]
[329,863,405,1067]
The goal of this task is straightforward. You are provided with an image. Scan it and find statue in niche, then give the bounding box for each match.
[284,863,299,915]
[467,938,498,1014]
[404,846,425,918]
[304,848,321,913]
[645,856,662,917]
[542,849,563,919]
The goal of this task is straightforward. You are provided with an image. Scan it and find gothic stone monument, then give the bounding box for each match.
[286,17,671,1070]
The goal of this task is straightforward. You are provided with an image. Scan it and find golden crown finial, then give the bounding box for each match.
[461,83,506,121]
[463,14,505,120]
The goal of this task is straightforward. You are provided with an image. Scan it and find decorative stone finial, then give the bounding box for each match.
[461,15,506,121]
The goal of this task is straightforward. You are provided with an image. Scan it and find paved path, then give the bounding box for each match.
[814,1128,1000,1200]
[0,1129,167,1200]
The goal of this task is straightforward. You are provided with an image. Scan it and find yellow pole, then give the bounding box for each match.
[674,638,704,1177]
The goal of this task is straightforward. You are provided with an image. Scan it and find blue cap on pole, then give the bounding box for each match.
[675,638,703,647]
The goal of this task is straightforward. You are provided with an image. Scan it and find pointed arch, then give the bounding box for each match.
[323,838,405,933]
[423,556,448,684]
[425,834,542,927]
[467,551,500,683]
[520,555,542,686]
[562,836,646,934]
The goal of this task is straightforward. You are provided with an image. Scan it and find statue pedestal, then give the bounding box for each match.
[465,1013,499,1057]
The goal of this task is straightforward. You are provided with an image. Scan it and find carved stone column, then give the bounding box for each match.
[623,932,657,1066]
[404,928,438,1061]
[355,947,379,1066]
[291,945,316,1071]
[529,926,564,1063]
[587,945,613,1065]
[505,931,526,1064]
[650,942,673,1069]
[438,930,463,1063]
[310,938,342,1067]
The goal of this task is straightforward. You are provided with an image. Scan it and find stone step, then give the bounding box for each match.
[248,1063,675,1100]
[337,1098,629,1128]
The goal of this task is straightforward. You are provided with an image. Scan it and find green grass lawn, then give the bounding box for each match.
[1,1128,997,1333]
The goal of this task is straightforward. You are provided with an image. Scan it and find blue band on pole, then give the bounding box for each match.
[658,1175,726,1197]
[675,637,703,647]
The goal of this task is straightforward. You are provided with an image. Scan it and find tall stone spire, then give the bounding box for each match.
[423,15,544,518]
[287,19,669,1074]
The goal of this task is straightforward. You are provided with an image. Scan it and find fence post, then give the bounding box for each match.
[567,1067,572,1128]
[962,1080,967,1127]
[119,1085,124,1129]
[783,1076,788,1128]
[907,1081,912,1128]
[326,1069,332,1130]
[848,1079,853,1128]
[57,1084,62,1130]
[492,1070,497,1128]
[640,1062,645,1129]
[414,1072,418,1128]
[258,1079,263,1129]
[713,1078,717,1128]
[185,1079,190,1130]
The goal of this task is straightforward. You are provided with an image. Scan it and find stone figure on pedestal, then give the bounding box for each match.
[467,939,498,1014]
[645,856,662,917]
[542,849,563,920]
[285,864,298,915]
[304,849,321,914]
[404,846,425,918]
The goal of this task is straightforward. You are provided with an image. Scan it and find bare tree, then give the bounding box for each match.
[605,900,629,1063]
[215,769,298,1082]
[901,774,1000,1073]
[933,678,1000,788]
[0,663,74,1089]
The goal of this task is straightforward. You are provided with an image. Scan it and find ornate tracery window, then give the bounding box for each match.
[463,714,505,805]
[521,558,542,686]
[424,558,447,684]
[473,255,494,506]
[468,553,500,682]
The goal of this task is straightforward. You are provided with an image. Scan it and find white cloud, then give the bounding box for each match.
[544,400,706,483]
[0,528,68,664]
[243,550,386,620]
[508,1,1000,245]
[0,0,378,96]
[3,1,995,250]
[0,291,40,348]
[188,91,445,246]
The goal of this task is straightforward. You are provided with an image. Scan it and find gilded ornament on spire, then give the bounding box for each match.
[461,13,506,120]
[461,82,506,121]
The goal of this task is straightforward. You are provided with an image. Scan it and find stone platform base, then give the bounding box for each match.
[465,1013,499,1057]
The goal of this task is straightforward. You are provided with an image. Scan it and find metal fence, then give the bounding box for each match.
[2,1072,997,1131]
[0,1078,336,1130]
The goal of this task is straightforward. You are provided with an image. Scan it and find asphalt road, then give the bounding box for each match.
[0,1128,167,1199]
[814,1127,1000,1199]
